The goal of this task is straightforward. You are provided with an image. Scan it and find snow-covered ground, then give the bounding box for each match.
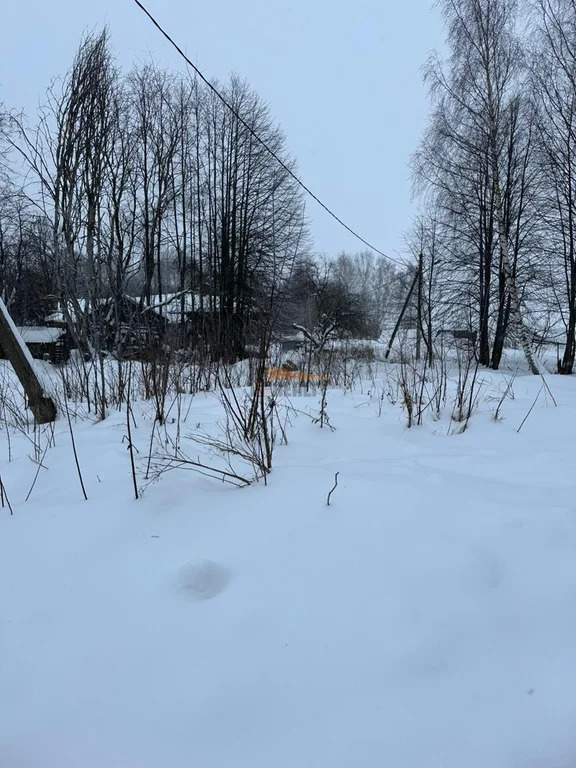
[1,354,575,767]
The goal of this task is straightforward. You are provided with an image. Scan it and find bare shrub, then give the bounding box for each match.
[491,373,516,421]
[450,349,483,432]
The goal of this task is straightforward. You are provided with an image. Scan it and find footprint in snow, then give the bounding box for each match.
[177,560,230,601]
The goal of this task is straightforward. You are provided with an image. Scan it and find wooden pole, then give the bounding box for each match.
[385,269,419,360]
[0,298,57,423]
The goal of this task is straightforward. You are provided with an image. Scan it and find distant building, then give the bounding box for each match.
[0,325,70,364]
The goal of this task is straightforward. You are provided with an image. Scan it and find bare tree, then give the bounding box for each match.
[530,0,576,372]
[414,0,540,372]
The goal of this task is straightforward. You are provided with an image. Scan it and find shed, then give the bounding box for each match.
[13,326,69,363]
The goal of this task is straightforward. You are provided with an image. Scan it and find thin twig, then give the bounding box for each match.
[64,394,88,501]
[516,384,544,434]
[25,432,51,502]
[0,475,14,515]
[327,471,339,506]
[126,361,139,500]
[153,455,251,487]
[540,375,557,407]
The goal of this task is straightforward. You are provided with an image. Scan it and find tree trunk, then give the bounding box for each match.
[493,185,539,374]
[416,253,423,361]
[559,305,575,374]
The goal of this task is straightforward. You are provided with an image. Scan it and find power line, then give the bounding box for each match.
[133,0,407,269]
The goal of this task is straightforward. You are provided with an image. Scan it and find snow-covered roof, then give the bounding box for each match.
[45,299,88,325]
[17,326,64,344]
[44,293,219,325]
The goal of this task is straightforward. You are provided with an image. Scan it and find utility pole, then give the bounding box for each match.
[385,269,419,361]
[0,298,57,424]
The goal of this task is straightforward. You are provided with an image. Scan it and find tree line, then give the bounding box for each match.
[412,0,576,373]
[0,29,406,364]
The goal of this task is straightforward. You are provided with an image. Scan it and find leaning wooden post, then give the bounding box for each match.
[385,269,419,360]
[0,298,57,423]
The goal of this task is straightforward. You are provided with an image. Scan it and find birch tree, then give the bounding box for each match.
[415,0,540,372]
[530,0,576,372]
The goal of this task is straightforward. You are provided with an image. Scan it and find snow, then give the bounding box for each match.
[0,354,575,767]
[17,325,64,344]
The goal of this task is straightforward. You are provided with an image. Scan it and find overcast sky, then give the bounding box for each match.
[2,0,444,264]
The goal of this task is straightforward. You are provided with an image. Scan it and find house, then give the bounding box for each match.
[143,292,264,356]
[0,325,70,364]
[45,296,169,358]
[42,291,260,359]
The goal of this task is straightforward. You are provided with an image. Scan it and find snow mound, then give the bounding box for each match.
[177,559,230,600]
